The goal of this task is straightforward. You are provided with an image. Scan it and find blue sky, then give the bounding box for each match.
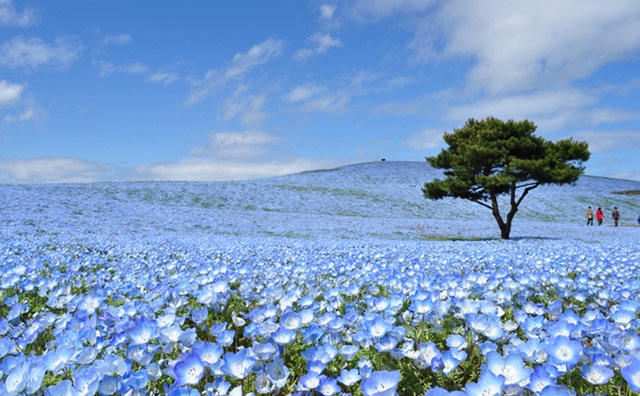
[1,0,639,183]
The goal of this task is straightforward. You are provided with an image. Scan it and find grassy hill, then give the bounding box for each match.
[1,161,638,242]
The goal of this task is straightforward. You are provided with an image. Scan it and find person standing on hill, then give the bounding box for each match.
[586,206,594,225]
[596,207,604,225]
[612,207,620,227]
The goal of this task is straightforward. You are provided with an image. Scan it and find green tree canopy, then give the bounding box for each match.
[423,117,590,239]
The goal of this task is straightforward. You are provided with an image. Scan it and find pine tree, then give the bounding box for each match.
[423,117,590,239]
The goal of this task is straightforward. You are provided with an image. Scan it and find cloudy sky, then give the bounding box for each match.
[1,0,639,183]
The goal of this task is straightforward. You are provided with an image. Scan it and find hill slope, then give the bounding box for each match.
[1,161,638,242]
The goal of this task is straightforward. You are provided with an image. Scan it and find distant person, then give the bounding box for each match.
[637,214,640,225]
[612,207,620,227]
[586,206,593,225]
[596,207,604,225]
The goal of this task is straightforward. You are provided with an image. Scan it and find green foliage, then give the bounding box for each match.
[424,117,590,239]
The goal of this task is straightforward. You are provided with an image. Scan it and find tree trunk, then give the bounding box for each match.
[500,220,512,239]
[489,193,511,239]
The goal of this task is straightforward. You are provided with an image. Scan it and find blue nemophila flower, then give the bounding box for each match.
[465,314,503,341]
[522,315,544,335]
[44,379,74,396]
[333,345,356,364]
[318,376,341,396]
[580,364,614,385]
[194,342,223,366]
[146,362,162,381]
[538,385,576,396]
[72,346,98,365]
[0,336,11,358]
[360,370,401,396]
[5,360,29,395]
[418,341,442,367]
[611,329,640,352]
[280,311,302,330]
[307,360,327,374]
[441,350,461,376]
[73,367,100,396]
[527,366,555,394]
[191,307,208,325]
[295,309,314,326]
[465,370,505,396]
[485,351,533,385]
[266,357,290,389]
[98,376,117,395]
[546,320,576,338]
[254,372,274,394]
[173,352,205,387]
[362,316,392,339]
[253,342,277,361]
[517,338,544,363]
[95,354,128,377]
[446,334,467,350]
[221,348,257,380]
[298,371,322,390]
[337,368,361,386]
[611,309,635,328]
[545,336,582,368]
[45,347,73,373]
[25,361,47,394]
[424,387,466,396]
[621,358,640,392]
[205,377,231,395]
[431,357,445,372]
[271,326,296,345]
[358,357,375,378]
[374,336,398,353]
[167,387,201,396]
[126,344,154,365]
[215,329,235,347]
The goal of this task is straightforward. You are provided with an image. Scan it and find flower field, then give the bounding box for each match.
[1,161,639,395]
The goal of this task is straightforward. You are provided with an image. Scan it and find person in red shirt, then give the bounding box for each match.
[596,207,604,225]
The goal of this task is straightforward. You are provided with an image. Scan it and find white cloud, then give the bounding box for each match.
[0,156,114,183]
[0,0,37,27]
[353,0,435,19]
[285,82,348,113]
[445,89,607,131]
[558,130,640,154]
[403,128,444,151]
[225,38,284,79]
[219,86,267,128]
[187,130,279,159]
[148,71,179,85]
[300,92,349,113]
[320,4,336,19]
[123,157,327,182]
[103,34,131,45]
[3,105,44,123]
[411,1,640,94]
[294,32,342,61]
[0,36,83,69]
[0,80,23,106]
[187,38,284,105]
[94,60,149,78]
[284,83,351,113]
[285,83,327,103]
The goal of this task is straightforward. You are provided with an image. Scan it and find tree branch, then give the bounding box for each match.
[516,183,540,207]
[515,182,540,189]
[465,198,493,210]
